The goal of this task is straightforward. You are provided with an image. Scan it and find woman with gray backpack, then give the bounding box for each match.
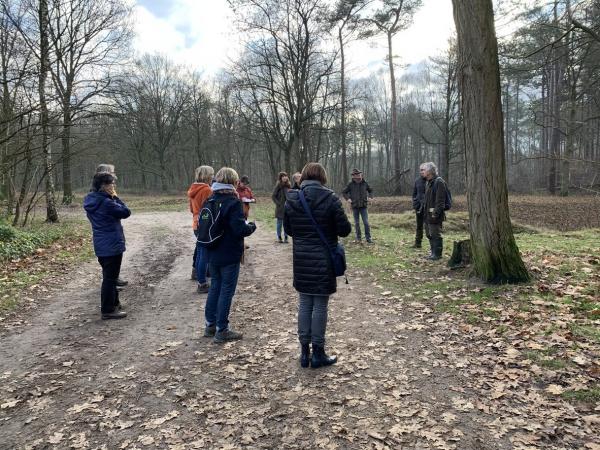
[196,167,257,343]
[284,163,351,368]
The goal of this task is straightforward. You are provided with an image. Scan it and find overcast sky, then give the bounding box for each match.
[132,0,457,78]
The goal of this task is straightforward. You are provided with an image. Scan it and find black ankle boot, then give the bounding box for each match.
[300,343,310,368]
[311,344,337,368]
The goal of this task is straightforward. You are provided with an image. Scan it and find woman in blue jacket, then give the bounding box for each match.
[203,167,257,343]
[83,173,131,320]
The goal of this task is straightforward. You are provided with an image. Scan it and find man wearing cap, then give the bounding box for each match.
[342,168,374,243]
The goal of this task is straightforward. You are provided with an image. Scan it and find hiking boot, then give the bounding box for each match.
[427,254,442,261]
[116,278,128,287]
[311,344,337,368]
[411,241,422,248]
[102,310,127,320]
[197,282,210,294]
[300,343,310,368]
[366,239,373,244]
[214,328,243,343]
[203,324,216,337]
[191,268,197,280]
[283,238,289,244]
[277,237,283,243]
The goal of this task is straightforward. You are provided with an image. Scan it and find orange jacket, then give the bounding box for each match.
[187,183,212,230]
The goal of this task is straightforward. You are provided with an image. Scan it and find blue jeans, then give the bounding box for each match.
[298,293,329,346]
[194,231,207,284]
[352,207,371,241]
[205,263,240,331]
[276,218,288,240]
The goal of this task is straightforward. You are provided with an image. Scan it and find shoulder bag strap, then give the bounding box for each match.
[298,189,335,256]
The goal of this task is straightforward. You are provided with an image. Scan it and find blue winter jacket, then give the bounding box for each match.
[206,191,256,266]
[83,192,131,257]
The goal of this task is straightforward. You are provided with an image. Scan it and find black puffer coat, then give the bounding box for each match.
[284,180,352,296]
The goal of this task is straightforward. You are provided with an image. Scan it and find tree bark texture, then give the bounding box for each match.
[452,0,529,283]
[387,31,401,194]
[39,0,58,223]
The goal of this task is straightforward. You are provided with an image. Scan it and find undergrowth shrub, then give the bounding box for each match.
[0,221,86,262]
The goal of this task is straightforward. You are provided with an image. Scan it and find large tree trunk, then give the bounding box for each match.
[387,31,401,194]
[452,0,529,283]
[39,0,58,223]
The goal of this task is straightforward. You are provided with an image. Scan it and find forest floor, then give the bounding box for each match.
[0,201,599,450]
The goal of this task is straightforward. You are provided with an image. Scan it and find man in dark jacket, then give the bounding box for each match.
[341,168,373,243]
[422,162,448,260]
[411,164,427,248]
[84,173,131,319]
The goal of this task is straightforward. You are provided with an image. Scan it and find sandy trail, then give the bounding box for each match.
[0,210,507,449]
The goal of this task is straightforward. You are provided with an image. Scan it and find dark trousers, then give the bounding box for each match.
[298,294,329,346]
[415,210,424,244]
[352,207,371,241]
[425,222,443,256]
[193,229,208,284]
[98,253,122,313]
[205,263,241,331]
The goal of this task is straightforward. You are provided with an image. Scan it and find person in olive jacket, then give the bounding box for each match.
[341,168,373,243]
[411,163,428,248]
[204,167,257,343]
[284,163,351,369]
[271,171,291,243]
[422,162,449,260]
[83,173,131,320]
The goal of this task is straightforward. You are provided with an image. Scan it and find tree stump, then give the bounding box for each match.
[448,240,472,269]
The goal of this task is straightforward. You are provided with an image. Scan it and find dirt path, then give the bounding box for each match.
[0,211,509,449]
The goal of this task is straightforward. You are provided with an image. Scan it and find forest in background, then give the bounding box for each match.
[1,0,599,227]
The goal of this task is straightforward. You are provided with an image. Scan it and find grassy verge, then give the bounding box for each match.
[346,211,599,406]
[0,218,94,314]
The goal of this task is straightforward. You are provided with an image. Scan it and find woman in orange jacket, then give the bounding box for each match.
[188,166,214,293]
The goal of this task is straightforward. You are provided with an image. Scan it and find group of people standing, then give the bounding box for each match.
[84,160,448,369]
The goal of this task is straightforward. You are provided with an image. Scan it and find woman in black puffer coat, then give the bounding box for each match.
[284,163,351,368]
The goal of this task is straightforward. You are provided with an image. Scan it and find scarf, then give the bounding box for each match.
[211,182,236,192]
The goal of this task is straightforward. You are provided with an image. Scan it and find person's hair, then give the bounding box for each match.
[422,162,438,176]
[96,164,115,174]
[300,162,327,185]
[292,172,301,181]
[195,165,214,183]
[92,173,115,192]
[240,175,250,184]
[277,171,291,188]
[215,167,239,185]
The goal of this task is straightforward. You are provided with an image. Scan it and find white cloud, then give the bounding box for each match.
[132,0,238,74]
[346,0,455,78]
[132,0,455,78]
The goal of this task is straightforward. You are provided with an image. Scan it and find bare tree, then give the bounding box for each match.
[48,0,131,204]
[229,0,338,174]
[362,0,422,193]
[38,0,58,222]
[452,0,529,282]
[330,0,371,180]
